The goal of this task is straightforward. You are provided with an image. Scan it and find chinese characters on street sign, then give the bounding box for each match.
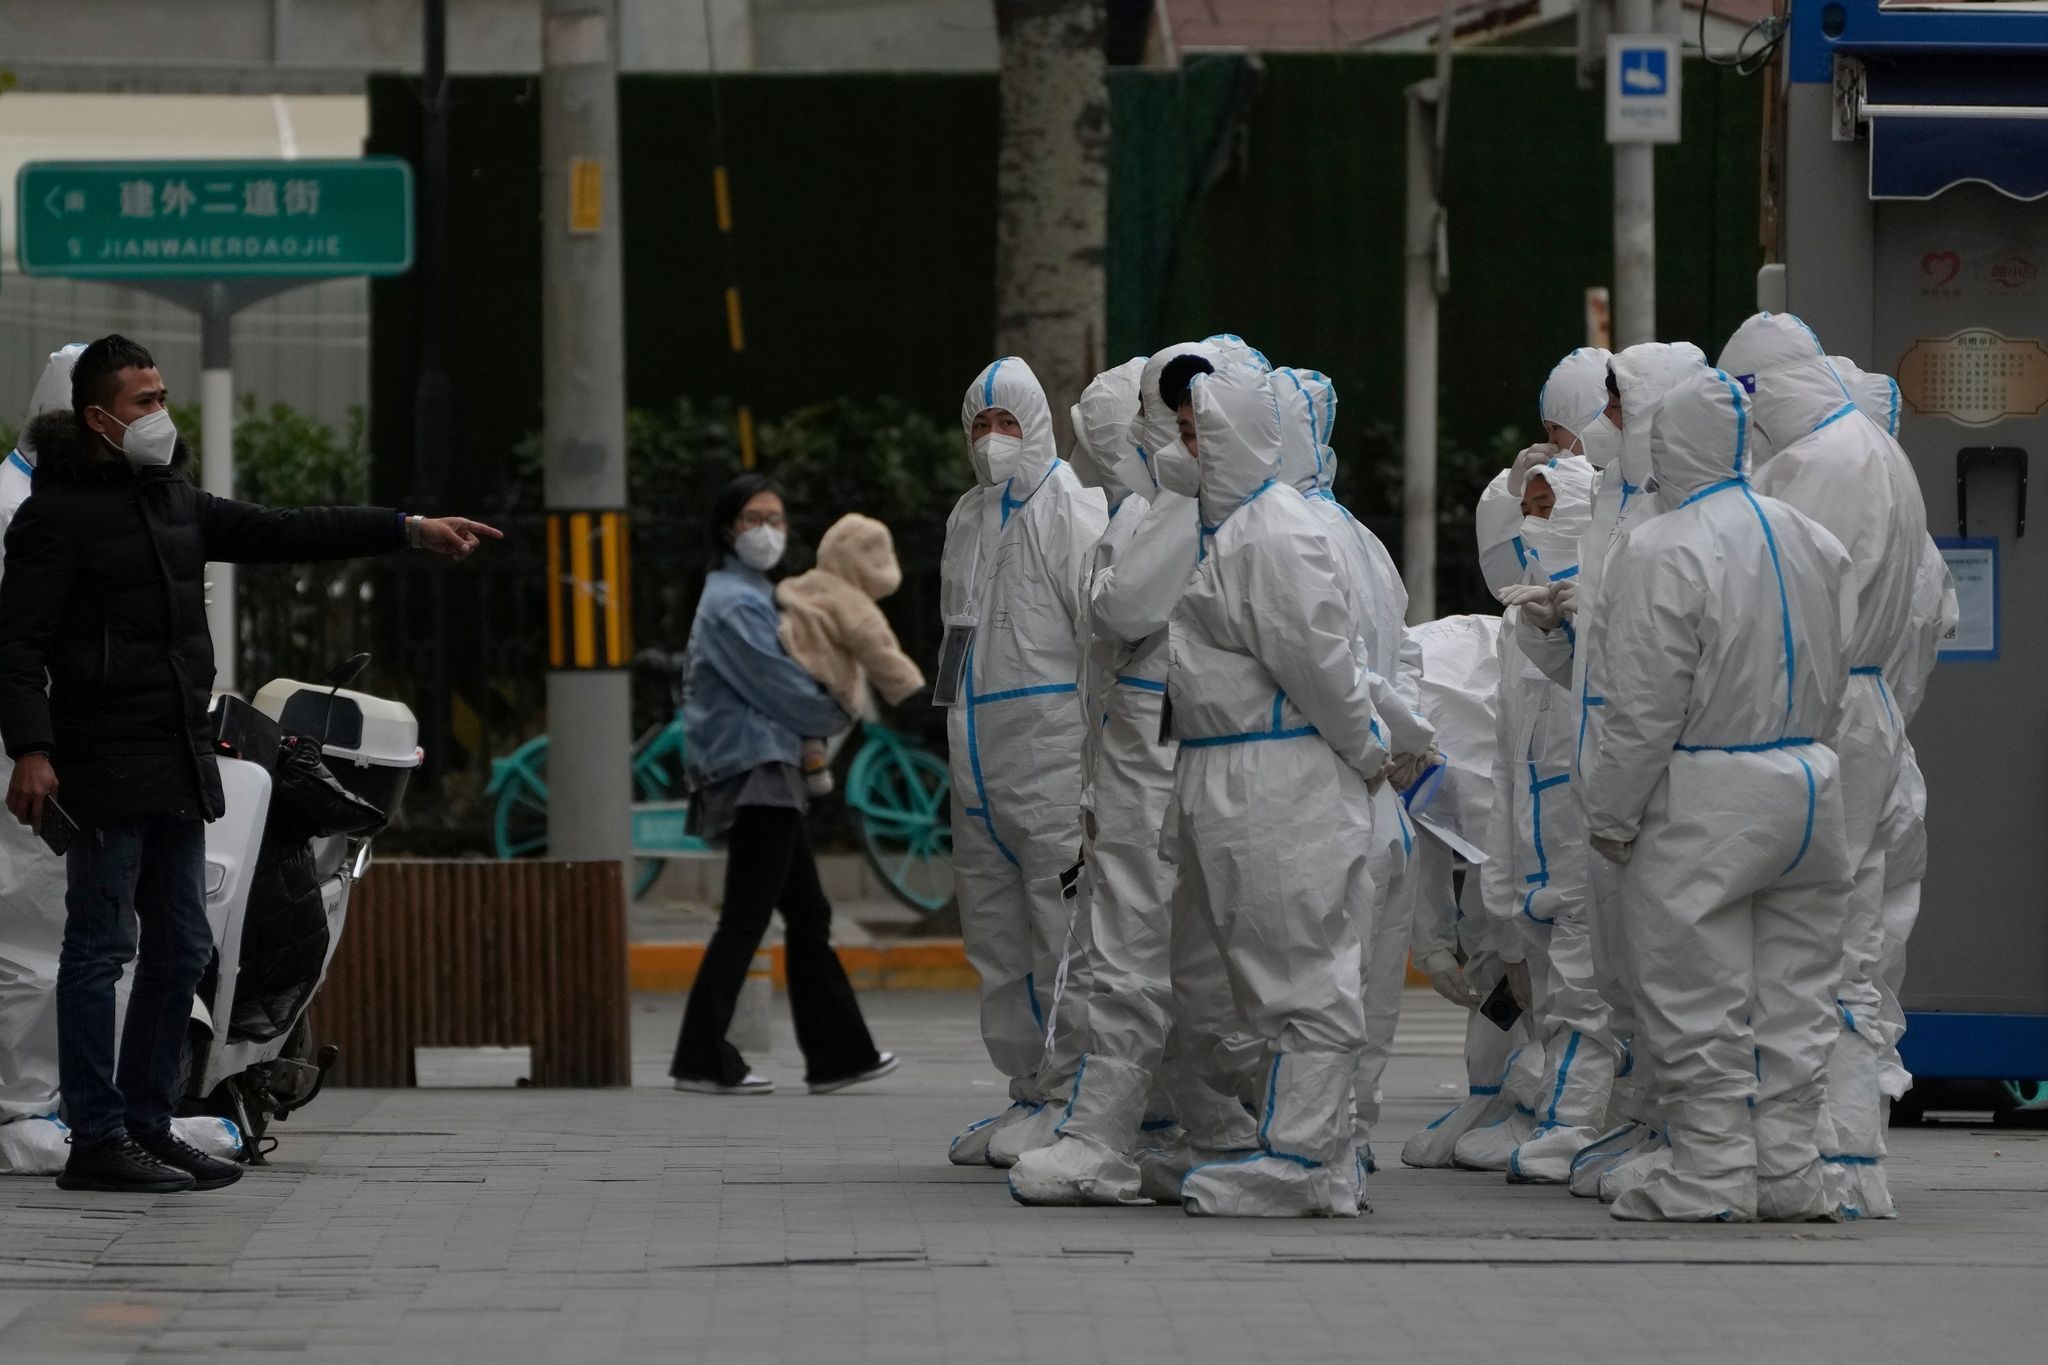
[15,158,414,279]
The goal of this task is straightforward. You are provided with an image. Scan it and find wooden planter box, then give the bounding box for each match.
[311,859,630,1087]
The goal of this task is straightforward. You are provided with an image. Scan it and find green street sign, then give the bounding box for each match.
[15,157,414,279]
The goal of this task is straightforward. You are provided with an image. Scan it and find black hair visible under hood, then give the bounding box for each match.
[1159,354,1216,412]
[69,333,159,425]
[707,471,784,571]
[23,409,196,483]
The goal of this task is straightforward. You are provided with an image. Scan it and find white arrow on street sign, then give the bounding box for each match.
[43,184,65,219]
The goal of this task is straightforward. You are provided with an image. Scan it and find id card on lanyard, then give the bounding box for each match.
[935,487,1006,709]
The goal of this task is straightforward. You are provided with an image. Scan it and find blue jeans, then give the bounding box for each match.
[56,819,213,1145]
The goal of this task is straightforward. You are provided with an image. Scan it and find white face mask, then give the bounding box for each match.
[1153,444,1201,498]
[96,406,177,468]
[970,432,1024,487]
[1579,412,1622,470]
[733,525,786,573]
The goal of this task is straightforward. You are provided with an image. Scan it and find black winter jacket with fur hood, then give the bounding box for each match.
[0,410,404,826]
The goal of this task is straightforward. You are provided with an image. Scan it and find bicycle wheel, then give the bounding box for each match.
[847,734,954,915]
[490,739,668,899]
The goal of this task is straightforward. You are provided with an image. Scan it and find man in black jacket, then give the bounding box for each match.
[0,335,499,1193]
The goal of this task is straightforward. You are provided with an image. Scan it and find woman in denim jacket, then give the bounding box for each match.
[669,474,898,1096]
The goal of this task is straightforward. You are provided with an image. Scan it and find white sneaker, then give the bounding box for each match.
[674,1073,775,1095]
[808,1053,901,1095]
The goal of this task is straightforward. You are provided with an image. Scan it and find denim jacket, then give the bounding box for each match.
[683,564,849,786]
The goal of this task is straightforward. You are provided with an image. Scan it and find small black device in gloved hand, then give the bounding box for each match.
[1478,974,1523,1032]
[37,797,79,858]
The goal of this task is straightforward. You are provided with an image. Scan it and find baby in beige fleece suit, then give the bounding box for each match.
[776,513,926,793]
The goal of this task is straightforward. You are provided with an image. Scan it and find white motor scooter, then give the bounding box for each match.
[189,654,419,1159]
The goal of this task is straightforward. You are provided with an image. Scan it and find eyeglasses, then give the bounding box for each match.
[737,511,787,531]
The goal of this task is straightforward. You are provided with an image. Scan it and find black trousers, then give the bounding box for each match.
[670,805,881,1086]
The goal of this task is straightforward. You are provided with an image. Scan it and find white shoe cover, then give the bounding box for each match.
[1181,1152,1353,1218]
[1759,1165,1840,1223]
[1007,1134,1150,1206]
[1817,1027,1896,1219]
[1598,1133,1671,1203]
[1507,1122,1603,1185]
[1567,1121,1655,1199]
[1822,1157,1895,1221]
[1402,1090,1503,1169]
[1610,1177,1755,1223]
[987,1100,1064,1168]
[1135,1127,1195,1203]
[1450,1109,1536,1171]
[0,1114,70,1175]
[171,1115,247,1163]
[949,1101,1039,1167]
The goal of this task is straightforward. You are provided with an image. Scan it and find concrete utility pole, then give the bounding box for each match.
[541,0,632,867]
[1612,0,1657,347]
[1401,0,1455,624]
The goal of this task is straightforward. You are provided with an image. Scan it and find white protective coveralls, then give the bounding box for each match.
[0,346,84,1175]
[1503,343,1712,1199]
[1467,455,1625,1182]
[943,357,1108,1166]
[1837,360,1957,1103]
[1267,369,1434,1170]
[1475,348,1613,597]
[1582,366,1858,1223]
[1164,361,1388,1218]
[1717,313,1930,1219]
[1010,341,1276,1205]
[1398,614,1547,1171]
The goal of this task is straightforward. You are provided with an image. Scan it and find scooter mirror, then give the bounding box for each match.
[326,653,372,688]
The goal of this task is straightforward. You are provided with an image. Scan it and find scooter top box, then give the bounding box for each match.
[252,679,421,821]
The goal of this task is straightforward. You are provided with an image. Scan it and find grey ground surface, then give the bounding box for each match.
[2,988,2042,1364]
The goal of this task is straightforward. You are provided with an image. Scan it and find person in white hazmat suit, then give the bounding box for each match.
[1581,367,1859,1223]
[1834,356,1956,1108]
[1716,312,1929,1219]
[1499,342,1710,1201]
[1156,359,1389,1218]
[1264,368,1436,1174]
[1011,338,1279,1206]
[1397,613,1550,1171]
[0,345,86,1175]
[942,357,1108,1168]
[1462,453,1625,1183]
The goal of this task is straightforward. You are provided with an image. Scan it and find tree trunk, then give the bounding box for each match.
[993,0,1109,453]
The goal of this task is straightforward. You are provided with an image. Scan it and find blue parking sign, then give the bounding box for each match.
[1619,46,1668,97]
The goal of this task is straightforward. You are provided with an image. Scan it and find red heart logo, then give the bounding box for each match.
[1922,250,1961,288]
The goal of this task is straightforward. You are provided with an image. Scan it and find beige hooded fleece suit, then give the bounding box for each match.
[776,512,926,718]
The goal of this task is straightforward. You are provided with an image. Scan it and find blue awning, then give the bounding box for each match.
[1868,105,2048,202]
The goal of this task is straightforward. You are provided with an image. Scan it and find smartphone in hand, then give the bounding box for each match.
[38,798,79,858]
[1478,974,1524,1032]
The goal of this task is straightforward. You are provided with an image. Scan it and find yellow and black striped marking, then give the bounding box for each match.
[546,510,633,670]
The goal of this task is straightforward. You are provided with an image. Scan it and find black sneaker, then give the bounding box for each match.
[134,1129,245,1191]
[57,1134,197,1194]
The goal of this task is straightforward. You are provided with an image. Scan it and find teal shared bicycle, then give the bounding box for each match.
[487,652,955,915]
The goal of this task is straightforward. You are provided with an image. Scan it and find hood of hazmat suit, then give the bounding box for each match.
[0,343,86,1168]
[1581,367,1858,1223]
[942,357,1109,1123]
[1477,348,1611,595]
[1069,356,1148,504]
[1166,358,1384,1215]
[1834,357,1902,439]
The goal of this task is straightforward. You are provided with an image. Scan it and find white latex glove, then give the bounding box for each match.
[1386,745,1441,794]
[1498,582,1564,631]
[1591,835,1634,865]
[1506,443,1559,497]
[1505,959,1534,1015]
[1416,948,1481,1008]
[1553,580,1579,620]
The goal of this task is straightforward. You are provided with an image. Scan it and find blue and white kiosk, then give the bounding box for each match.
[1776,0,2048,1110]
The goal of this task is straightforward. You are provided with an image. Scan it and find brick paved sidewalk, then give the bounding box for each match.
[1,991,2040,1364]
